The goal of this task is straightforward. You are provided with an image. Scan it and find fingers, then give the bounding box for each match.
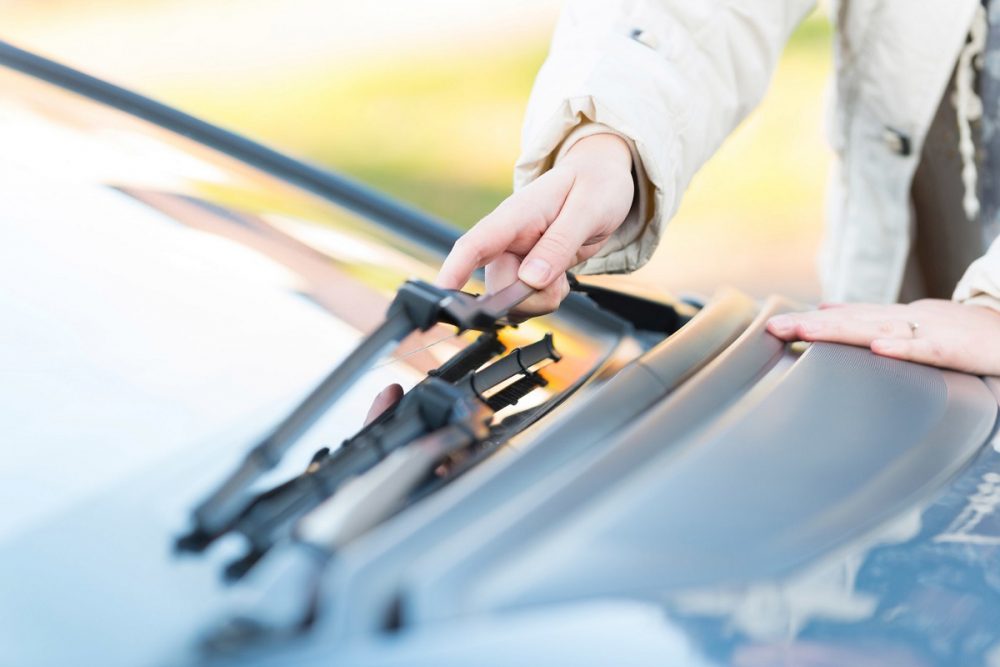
[435,171,571,290]
[767,308,914,346]
[435,220,518,291]
[869,337,964,370]
[509,274,570,320]
[486,252,569,319]
[516,168,624,290]
[516,188,594,288]
[364,384,403,426]
[767,299,1000,376]
[436,134,631,292]
[434,132,632,322]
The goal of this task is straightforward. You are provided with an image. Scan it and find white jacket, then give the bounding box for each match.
[514,0,1000,307]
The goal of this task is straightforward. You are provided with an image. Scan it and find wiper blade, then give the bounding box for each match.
[201,424,491,653]
[221,335,560,579]
[177,279,535,553]
[200,344,558,651]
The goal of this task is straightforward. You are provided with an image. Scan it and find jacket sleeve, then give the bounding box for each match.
[514,0,816,275]
[953,239,1000,312]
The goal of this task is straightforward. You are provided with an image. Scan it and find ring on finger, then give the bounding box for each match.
[907,321,919,338]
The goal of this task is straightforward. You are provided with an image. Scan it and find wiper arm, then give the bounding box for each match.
[177,279,535,552]
[200,424,488,654]
[201,424,487,654]
[221,334,559,579]
[199,342,558,653]
[292,359,556,558]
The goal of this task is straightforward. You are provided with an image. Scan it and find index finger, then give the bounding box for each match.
[435,216,520,290]
[435,173,569,290]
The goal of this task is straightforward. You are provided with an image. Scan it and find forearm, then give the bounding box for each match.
[516,0,816,273]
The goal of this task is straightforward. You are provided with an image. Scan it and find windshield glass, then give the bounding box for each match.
[0,65,624,545]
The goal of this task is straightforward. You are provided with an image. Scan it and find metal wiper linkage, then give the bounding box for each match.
[176,278,536,553]
[221,334,559,580]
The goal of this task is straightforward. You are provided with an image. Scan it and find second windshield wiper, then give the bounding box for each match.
[220,334,560,579]
[177,279,535,553]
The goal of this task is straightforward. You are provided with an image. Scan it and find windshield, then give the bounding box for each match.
[0,64,625,548]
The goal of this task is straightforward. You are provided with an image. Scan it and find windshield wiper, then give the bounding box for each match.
[220,334,559,579]
[200,424,485,655]
[176,279,535,552]
[199,338,559,653]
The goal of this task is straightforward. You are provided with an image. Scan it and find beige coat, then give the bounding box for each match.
[514,0,1000,308]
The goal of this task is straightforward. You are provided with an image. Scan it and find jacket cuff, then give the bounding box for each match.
[512,95,667,275]
[953,244,1000,313]
[512,31,683,275]
[550,122,653,275]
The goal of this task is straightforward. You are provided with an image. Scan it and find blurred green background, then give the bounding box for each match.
[7,0,832,300]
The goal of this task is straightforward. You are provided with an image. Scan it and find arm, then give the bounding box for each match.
[516,0,817,274]
[437,0,816,315]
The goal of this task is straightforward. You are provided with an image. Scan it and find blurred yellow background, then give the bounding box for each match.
[7,0,832,301]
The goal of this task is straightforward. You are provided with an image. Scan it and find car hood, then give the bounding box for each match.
[0,58,633,666]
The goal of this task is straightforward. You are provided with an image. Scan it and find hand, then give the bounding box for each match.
[435,133,635,317]
[766,299,1000,376]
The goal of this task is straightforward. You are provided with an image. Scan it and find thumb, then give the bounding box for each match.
[516,193,597,289]
[435,171,571,290]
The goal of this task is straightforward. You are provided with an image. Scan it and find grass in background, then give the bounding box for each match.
[161,42,548,228]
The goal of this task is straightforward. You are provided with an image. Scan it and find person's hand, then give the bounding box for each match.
[766,299,1000,376]
[435,132,635,317]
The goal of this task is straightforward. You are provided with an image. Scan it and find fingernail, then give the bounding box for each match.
[798,322,819,336]
[519,258,552,287]
[768,315,793,334]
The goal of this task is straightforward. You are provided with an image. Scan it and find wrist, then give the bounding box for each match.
[563,132,632,173]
